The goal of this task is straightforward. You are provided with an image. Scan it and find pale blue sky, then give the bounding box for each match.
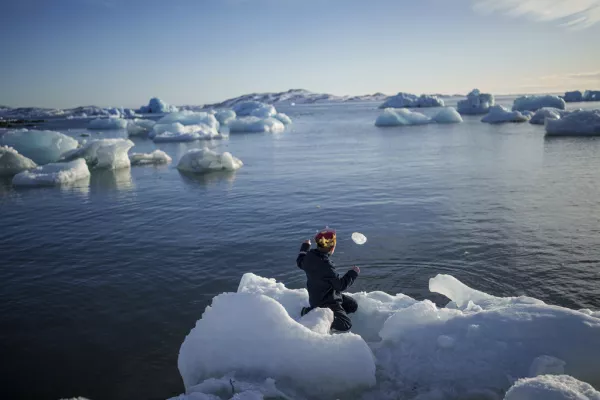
[1,0,599,108]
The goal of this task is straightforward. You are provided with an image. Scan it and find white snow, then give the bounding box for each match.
[481,105,531,123]
[352,232,367,245]
[457,89,495,115]
[379,93,444,109]
[139,97,178,114]
[375,108,432,127]
[432,107,463,123]
[88,117,128,130]
[273,113,292,125]
[512,95,566,112]
[232,101,276,117]
[173,272,600,399]
[129,150,172,166]
[215,109,236,125]
[0,129,79,165]
[62,139,134,169]
[176,148,243,174]
[504,375,600,400]
[126,119,156,136]
[545,110,600,136]
[530,107,564,125]
[564,91,584,103]
[228,117,285,133]
[0,146,37,176]
[12,159,90,187]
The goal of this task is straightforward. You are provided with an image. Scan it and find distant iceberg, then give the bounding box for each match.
[0,146,37,176]
[512,95,566,112]
[155,111,219,132]
[432,107,463,124]
[12,159,90,187]
[563,90,584,102]
[150,123,222,142]
[62,139,134,169]
[229,117,286,133]
[129,150,172,166]
[584,90,600,102]
[138,97,178,114]
[375,108,431,126]
[529,107,565,125]
[0,129,79,165]
[379,93,444,109]
[176,148,243,173]
[457,89,495,115]
[482,105,531,123]
[88,117,128,130]
[126,119,156,136]
[545,110,600,136]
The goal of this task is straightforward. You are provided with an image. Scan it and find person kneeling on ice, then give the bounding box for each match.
[296,228,360,333]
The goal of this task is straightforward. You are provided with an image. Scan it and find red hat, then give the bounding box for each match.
[315,228,336,249]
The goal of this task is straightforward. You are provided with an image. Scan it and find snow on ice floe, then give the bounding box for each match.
[12,159,90,187]
[0,129,79,165]
[88,117,128,130]
[375,108,431,127]
[0,146,37,176]
[126,119,156,136]
[545,110,600,136]
[504,375,600,400]
[138,97,178,114]
[62,139,134,169]
[482,105,531,124]
[512,95,566,112]
[173,272,600,400]
[457,89,495,115]
[214,109,236,125]
[432,107,463,123]
[129,150,172,166]
[176,148,243,174]
[379,93,444,109]
[228,117,285,133]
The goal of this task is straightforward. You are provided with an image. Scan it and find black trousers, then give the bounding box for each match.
[328,294,358,332]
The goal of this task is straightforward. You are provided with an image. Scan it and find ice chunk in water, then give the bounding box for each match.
[504,375,600,400]
[481,105,530,124]
[457,89,495,115]
[214,109,236,125]
[352,232,367,244]
[433,107,463,124]
[563,91,584,103]
[88,117,128,130]
[375,108,432,127]
[545,110,600,136]
[273,113,292,125]
[232,101,277,117]
[529,108,564,125]
[177,148,243,174]
[12,159,90,187]
[379,93,444,108]
[512,95,566,112]
[62,139,134,169]
[126,119,156,136]
[0,146,37,176]
[249,104,277,119]
[129,150,172,166]
[156,111,219,132]
[228,117,285,133]
[0,129,79,165]
[138,97,178,114]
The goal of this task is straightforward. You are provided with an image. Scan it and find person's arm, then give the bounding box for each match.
[296,240,311,269]
[322,261,359,291]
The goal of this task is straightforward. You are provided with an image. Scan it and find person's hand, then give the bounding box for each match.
[352,266,360,274]
[303,239,311,246]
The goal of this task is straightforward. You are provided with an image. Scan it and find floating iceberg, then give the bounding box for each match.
[375,108,431,127]
[129,150,172,166]
[545,110,600,136]
[126,119,156,136]
[584,90,600,102]
[482,105,531,123]
[138,97,178,114]
[504,375,600,400]
[176,148,243,174]
[249,104,277,118]
[432,107,463,123]
[88,117,128,130]
[273,113,292,125]
[228,117,285,133]
[564,90,584,102]
[214,109,236,125]
[0,129,79,165]
[457,89,495,115]
[12,159,90,187]
[379,93,444,109]
[232,101,277,117]
[62,139,134,169]
[155,111,219,132]
[529,107,564,125]
[512,95,566,112]
[0,146,37,176]
[151,123,222,142]
[173,272,600,400]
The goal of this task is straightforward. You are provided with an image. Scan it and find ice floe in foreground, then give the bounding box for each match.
[172,272,600,400]
[176,148,243,174]
[379,93,444,109]
[129,150,172,166]
[457,89,495,115]
[545,110,600,136]
[62,139,134,169]
[512,95,566,112]
[12,159,90,187]
[0,129,79,165]
[482,105,531,123]
[88,117,129,130]
[0,146,37,176]
[504,375,600,400]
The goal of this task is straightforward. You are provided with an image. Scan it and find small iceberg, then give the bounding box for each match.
[481,105,530,123]
[229,117,286,133]
[129,150,172,166]
[379,93,444,109]
[126,119,156,136]
[563,90,584,103]
[457,89,495,115]
[273,113,293,125]
[150,123,222,142]
[214,109,236,125]
[432,107,463,123]
[88,117,128,130]
[12,159,90,187]
[0,146,37,176]
[138,97,178,114]
[0,129,79,165]
[176,148,243,174]
[232,101,275,117]
[529,107,565,125]
[62,139,134,169]
[155,111,220,132]
[545,110,600,136]
[512,95,566,112]
[375,108,431,126]
[584,90,600,102]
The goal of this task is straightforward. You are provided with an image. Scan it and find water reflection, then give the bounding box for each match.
[178,170,237,187]
[90,167,134,191]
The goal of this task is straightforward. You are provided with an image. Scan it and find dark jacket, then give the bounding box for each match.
[296,242,358,308]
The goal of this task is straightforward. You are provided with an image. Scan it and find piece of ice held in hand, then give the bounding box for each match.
[352,232,367,245]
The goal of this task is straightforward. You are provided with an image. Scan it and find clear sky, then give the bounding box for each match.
[1,0,599,108]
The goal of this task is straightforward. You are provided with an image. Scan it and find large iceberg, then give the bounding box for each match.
[172,272,600,400]
[0,129,79,165]
[512,95,566,112]
[482,105,531,123]
[228,117,285,133]
[432,107,463,123]
[138,97,178,114]
[457,89,495,115]
[379,93,444,109]
[88,117,128,130]
[126,119,156,136]
[563,90,584,103]
[12,159,90,187]
[375,108,432,127]
[584,90,600,102]
[214,109,236,125]
[545,110,600,136]
[176,148,243,174]
[504,375,600,400]
[529,107,565,125]
[62,139,134,169]
[0,146,37,176]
